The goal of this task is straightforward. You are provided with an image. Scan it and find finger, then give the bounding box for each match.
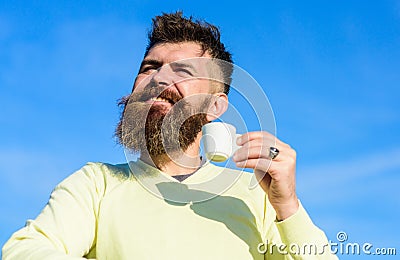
[234,140,293,162]
[237,132,288,148]
[237,132,274,146]
[236,158,294,180]
[254,169,272,191]
[233,144,264,162]
[235,158,272,173]
[235,150,292,167]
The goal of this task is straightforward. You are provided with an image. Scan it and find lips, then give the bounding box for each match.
[147,89,182,105]
[130,86,182,107]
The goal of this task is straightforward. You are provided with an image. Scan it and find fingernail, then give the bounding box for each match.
[236,161,244,166]
[232,153,237,161]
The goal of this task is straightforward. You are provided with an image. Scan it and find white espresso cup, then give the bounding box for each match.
[201,122,241,162]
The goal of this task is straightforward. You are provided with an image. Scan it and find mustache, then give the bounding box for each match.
[128,84,183,105]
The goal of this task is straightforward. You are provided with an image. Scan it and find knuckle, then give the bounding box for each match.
[282,164,291,173]
[288,154,296,164]
[285,147,296,159]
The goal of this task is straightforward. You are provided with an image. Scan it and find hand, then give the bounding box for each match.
[233,131,299,220]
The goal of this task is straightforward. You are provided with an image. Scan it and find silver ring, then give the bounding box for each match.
[269,147,279,160]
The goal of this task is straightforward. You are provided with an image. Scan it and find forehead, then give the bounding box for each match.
[144,42,211,63]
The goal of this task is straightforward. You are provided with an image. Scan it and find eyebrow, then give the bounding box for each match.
[139,59,200,75]
[139,59,163,71]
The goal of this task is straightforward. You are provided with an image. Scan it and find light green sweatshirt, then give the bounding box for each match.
[2,161,337,259]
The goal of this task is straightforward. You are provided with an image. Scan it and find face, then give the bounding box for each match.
[117,42,228,164]
[133,42,217,107]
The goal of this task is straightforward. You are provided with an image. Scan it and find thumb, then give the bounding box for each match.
[255,169,271,193]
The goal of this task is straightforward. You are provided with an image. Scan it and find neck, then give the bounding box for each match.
[140,133,203,176]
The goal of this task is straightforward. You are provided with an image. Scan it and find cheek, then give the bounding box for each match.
[133,74,152,91]
[175,79,211,97]
[175,82,213,110]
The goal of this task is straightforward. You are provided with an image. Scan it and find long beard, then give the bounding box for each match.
[116,87,210,164]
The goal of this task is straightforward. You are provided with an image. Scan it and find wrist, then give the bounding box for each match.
[274,198,299,221]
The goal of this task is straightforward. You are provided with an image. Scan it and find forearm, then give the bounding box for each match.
[273,201,338,259]
[3,230,91,260]
[2,163,103,259]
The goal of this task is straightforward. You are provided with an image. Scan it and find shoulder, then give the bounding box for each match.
[64,162,130,180]
[89,162,131,178]
[55,162,132,195]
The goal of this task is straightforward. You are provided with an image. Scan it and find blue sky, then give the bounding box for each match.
[1,0,399,258]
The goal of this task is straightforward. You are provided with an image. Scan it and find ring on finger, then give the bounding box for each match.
[269,147,280,160]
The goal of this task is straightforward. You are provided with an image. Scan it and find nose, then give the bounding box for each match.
[151,64,174,87]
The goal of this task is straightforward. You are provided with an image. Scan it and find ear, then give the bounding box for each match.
[206,93,229,121]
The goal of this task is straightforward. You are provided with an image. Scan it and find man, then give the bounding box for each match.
[3,12,337,259]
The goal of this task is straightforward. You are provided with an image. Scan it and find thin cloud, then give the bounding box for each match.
[299,147,400,188]
[296,148,400,246]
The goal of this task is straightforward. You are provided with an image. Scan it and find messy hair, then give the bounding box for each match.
[145,11,233,94]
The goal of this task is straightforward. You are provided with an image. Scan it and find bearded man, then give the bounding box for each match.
[3,12,337,259]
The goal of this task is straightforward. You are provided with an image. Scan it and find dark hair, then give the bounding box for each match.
[145,11,233,94]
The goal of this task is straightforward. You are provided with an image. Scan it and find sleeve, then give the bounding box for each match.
[2,163,106,260]
[269,201,338,259]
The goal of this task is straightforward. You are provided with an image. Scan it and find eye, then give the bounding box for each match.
[174,68,193,77]
[140,66,157,75]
